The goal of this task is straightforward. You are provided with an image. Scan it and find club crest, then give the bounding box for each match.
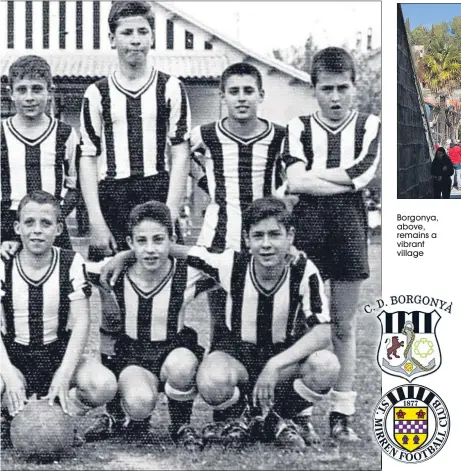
[394,407,428,451]
[377,310,441,381]
[373,384,450,463]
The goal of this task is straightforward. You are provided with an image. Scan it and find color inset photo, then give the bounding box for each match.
[398,4,461,199]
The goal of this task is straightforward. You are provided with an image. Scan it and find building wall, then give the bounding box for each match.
[397,5,434,199]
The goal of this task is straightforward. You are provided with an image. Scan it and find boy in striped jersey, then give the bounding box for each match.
[84,201,208,450]
[282,47,381,442]
[1,55,79,250]
[0,191,117,445]
[101,197,340,450]
[79,0,190,257]
[189,64,287,419]
[78,0,191,430]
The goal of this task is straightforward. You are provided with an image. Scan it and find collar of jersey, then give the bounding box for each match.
[111,67,157,99]
[312,110,357,135]
[15,246,59,287]
[249,256,288,297]
[218,118,272,146]
[126,257,175,299]
[6,116,56,147]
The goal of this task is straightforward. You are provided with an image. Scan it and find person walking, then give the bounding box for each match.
[431,147,454,198]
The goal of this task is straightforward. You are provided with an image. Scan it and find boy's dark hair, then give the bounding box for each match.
[220,62,263,92]
[17,190,61,222]
[128,201,173,237]
[311,47,356,87]
[108,0,155,34]
[8,55,53,89]
[243,197,292,234]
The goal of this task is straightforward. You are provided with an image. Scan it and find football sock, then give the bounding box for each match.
[273,380,313,419]
[168,398,194,431]
[329,390,357,416]
[213,388,245,422]
[164,382,197,402]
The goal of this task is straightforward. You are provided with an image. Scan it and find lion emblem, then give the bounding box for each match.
[387,336,405,359]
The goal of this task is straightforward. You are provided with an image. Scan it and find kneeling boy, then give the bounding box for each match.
[101,197,340,451]
[0,191,117,444]
[85,201,209,451]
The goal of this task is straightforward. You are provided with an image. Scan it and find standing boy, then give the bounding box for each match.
[0,191,117,444]
[1,55,79,249]
[78,0,191,429]
[282,47,381,441]
[79,0,190,256]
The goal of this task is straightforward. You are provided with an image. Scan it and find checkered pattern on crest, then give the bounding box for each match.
[394,420,427,434]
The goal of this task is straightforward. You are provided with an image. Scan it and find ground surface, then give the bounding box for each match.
[1,242,382,471]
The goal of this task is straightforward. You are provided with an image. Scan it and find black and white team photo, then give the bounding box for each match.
[0,1,382,469]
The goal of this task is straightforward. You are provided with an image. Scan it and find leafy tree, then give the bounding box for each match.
[410,25,430,47]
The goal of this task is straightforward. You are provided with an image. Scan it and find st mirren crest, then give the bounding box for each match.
[377,311,441,381]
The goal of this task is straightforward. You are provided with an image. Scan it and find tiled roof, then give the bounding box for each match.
[0,52,228,80]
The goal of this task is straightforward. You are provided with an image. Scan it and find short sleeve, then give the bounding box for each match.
[282,117,309,169]
[299,258,330,327]
[80,83,103,158]
[68,252,92,301]
[63,128,79,189]
[344,114,381,190]
[166,77,191,145]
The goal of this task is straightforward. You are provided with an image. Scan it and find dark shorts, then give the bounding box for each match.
[1,209,72,250]
[292,192,369,281]
[211,329,287,386]
[4,337,68,399]
[89,173,183,261]
[112,327,204,380]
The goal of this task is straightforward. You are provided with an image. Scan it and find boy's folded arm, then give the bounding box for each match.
[310,167,354,186]
[286,162,353,195]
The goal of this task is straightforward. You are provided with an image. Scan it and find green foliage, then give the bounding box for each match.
[423,44,461,97]
[408,17,461,99]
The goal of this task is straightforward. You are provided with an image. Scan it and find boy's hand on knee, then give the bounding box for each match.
[3,370,27,416]
[46,368,72,415]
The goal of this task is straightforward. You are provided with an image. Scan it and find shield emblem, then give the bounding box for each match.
[377,311,441,381]
[394,407,428,451]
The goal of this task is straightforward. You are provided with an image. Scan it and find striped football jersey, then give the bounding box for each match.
[1,248,91,346]
[191,119,285,251]
[80,68,191,181]
[187,247,330,345]
[1,117,78,212]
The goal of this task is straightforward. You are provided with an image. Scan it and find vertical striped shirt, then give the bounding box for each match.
[87,258,214,342]
[191,119,286,251]
[0,248,91,346]
[283,110,381,190]
[80,68,191,181]
[1,117,78,211]
[187,247,330,346]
